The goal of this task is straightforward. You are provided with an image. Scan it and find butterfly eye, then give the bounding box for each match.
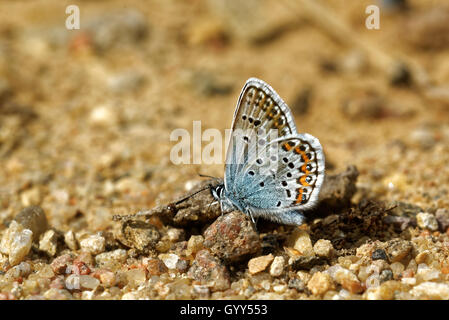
[270,155,277,162]
[306,175,312,183]
[248,170,255,176]
[282,181,287,187]
[258,139,266,146]
[256,158,263,165]
[254,119,261,126]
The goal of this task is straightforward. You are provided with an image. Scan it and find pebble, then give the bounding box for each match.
[326,265,363,294]
[79,234,106,255]
[20,188,41,207]
[160,253,179,270]
[39,230,59,256]
[51,254,73,275]
[14,206,48,242]
[95,270,116,287]
[307,272,334,296]
[416,212,439,231]
[288,278,305,292]
[371,249,389,261]
[410,127,437,149]
[379,269,394,283]
[187,249,231,292]
[146,258,168,276]
[79,275,100,290]
[313,239,334,258]
[167,228,185,242]
[43,288,72,300]
[435,209,449,231]
[118,220,160,251]
[203,211,261,263]
[72,252,93,275]
[269,256,285,277]
[126,269,146,288]
[89,105,119,127]
[95,249,127,269]
[64,230,78,251]
[390,262,405,278]
[410,282,449,299]
[0,221,33,266]
[417,264,440,281]
[287,229,314,256]
[248,254,274,275]
[385,239,412,263]
[186,235,204,256]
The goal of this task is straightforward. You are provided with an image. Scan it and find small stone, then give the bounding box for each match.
[64,230,78,251]
[385,239,412,263]
[203,211,261,263]
[176,258,190,273]
[126,269,146,288]
[307,272,334,296]
[291,255,327,271]
[410,282,449,300]
[379,269,394,283]
[20,188,41,207]
[160,253,179,269]
[288,278,305,292]
[313,239,334,258]
[390,262,405,278]
[326,265,363,294]
[186,235,204,256]
[79,275,100,290]
[39,230,59,256]
[371,249,389,261]
[95,270,116,287]
[14,206,48,242]
[146,258,168,276]
[193,285,210,299]
[435,208,449,231]
[187,249,231,292]
[415,251,430,264]
[248,254,274,275]
[417,212,439,231]
[0,221,33,266]
[43,288,72,300]
[269,256,285,277]
[51,254,73,274]
[167,228,185,242]
[89,105,118,127]
[95,249,127,269]
[79,234,105,255]
[417,264,440,281]
[72,252,93,275]
[65,274,80,290]
[118,220,160,251]
[287,229,314,256]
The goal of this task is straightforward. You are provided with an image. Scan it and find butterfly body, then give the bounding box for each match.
[212,78,325,226]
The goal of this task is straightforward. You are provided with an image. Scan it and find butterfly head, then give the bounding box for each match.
[211,183,235,213]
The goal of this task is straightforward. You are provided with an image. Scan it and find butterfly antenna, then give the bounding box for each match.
[198,173,221,183]
[174,185,211,205]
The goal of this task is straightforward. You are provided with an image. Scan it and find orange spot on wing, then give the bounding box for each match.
[295,188,303,204]
[283,143,292,151]
[299,176,310,187]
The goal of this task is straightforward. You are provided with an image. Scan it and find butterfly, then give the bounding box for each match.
[211,78,325,226]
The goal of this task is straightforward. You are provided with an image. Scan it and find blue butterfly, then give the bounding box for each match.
[212,78,325,225]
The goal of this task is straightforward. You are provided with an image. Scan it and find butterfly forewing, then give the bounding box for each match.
[225,78,298,191]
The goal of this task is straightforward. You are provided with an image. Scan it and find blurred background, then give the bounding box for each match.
[0,0,448,232]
